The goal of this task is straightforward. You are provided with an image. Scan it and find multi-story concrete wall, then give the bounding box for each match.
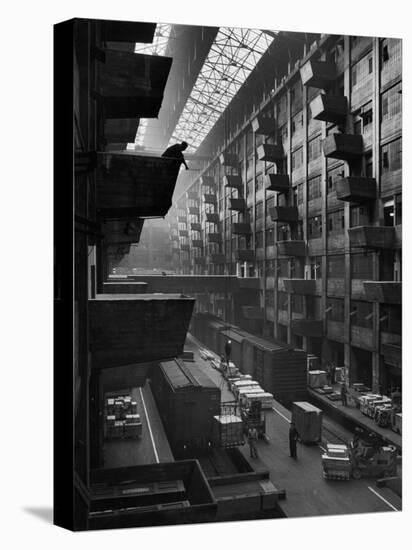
[167,34,402,394]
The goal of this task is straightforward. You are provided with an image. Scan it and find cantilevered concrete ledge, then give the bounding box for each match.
[283,279,316,295]
[363,281,402,304]
[89,293,195,369]
[109,276,260,294]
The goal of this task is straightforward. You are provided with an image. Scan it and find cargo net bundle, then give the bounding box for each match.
[212,401,245,449]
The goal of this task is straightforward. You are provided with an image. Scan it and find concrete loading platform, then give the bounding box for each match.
[307,386,401,451]
[103,383,173,469]
[185,335,402,519]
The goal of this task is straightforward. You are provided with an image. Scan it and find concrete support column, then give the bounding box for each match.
[343,34,352,386]
[371,36,383,393]
[286,86,292,345]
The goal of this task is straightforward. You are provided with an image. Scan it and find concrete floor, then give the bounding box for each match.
[103,383,173,468]
[185,333,402,518]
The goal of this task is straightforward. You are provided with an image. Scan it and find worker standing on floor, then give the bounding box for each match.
[224,339,232,364]
[330,361,336,385]
[289,422,299,459]
[161,141,189,170]
[341,382,348,407]
[248,426,258,459]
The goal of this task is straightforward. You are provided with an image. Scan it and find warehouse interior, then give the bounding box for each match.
[56,18,402,530]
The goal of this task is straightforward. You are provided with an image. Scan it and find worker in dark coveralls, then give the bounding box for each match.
[224,339,232,364]
[248,426,258,459]
[330,361,336,385]
[161,141,189,170]
[289,422,298,459]
[341,383,348,407]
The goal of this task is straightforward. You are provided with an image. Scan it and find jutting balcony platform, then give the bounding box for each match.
[323,134,363,161]
[252,115,276,135]
[348,226,396,249]
[203,193,217,205]
[200,176,216,188]
[95,49,172,118]
[103,281,148,294]
[265,174,290,193]
[88,461,217,530]
[101,20,156,44]
[228,198,246,211]
[102,218,144,245]
[277,240,306,257]
[300,59,336,89]
[242,306,264,320]
[191,240,203,248]
[104,118,140,144]
[96,154,180,218]
[310,94,348,124]
[335,177,377,202]
[232,223,252,236]
[115,275,259,293]
[219,153,238,167]
[205,213,220,224]
[89,293,195,369]
[363,281,401,304]
[191,223,202,231]
[257,144,284,163]
[380,343,401,369]
[270,206,299,224]
[291,319,323,337]
[235,249,255,262]
[283,279,316,295]
[186,190,199,200]
[237,277,260,290]
[106,244,131,258]
[224,175,243,190]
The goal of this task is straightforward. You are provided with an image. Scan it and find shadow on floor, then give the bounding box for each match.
[23,506,53,524]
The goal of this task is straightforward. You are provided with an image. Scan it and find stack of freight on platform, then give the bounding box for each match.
[212,414,244,448]
[105,394,142,440]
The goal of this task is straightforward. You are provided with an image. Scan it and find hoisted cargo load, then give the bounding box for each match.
[212,414,244,448]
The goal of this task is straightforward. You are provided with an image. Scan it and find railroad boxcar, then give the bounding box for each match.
[151,358,221,458]
[242,334,308,407]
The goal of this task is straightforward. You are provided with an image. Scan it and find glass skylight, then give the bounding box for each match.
[133,26,276,152]
[170,27,276,152]
[134,23,172,56]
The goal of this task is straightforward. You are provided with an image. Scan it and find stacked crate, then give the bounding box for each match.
[105,394,142,440]
[212,415,244,448]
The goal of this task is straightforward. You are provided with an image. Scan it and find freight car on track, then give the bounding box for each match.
[150,358,221,459]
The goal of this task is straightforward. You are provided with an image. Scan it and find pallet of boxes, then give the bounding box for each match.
[212,412,244,448]
[105,394,142,440]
